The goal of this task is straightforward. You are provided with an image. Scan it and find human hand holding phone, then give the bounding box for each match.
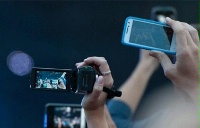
[149,17,199,105]
[138,49,159,72]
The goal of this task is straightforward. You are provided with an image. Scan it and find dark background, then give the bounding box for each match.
[0,0,198,128]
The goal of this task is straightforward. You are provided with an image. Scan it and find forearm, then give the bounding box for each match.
[85,107,108,128]
[104,105,116,128]
[187,87,198,106]
[116,61,157,112]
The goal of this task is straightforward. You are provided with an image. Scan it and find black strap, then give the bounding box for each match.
[103,87,122,99]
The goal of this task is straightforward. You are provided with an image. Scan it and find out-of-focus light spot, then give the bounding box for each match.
[157,15,166,23]
[7,51,34,76]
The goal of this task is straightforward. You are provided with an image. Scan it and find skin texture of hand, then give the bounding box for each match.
[139,49,160,72]
[76,57,114,128]
[149,17,199,105]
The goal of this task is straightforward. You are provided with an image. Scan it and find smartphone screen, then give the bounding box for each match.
[45,103,86,128]
[122,17,176,54]
[30,67,73,91]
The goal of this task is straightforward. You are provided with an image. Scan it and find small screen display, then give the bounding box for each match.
[53,106,82,128]
[35,71,68,90]
[129,20,173,50]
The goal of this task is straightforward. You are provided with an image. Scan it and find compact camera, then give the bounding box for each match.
[30,66,122,98]
[30,66,98,94]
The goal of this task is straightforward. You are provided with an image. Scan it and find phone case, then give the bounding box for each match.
[121,16,176,55]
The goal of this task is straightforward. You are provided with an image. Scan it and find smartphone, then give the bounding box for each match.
[121,16,176,54]
[44,103,86,128]
[151,6,178,22]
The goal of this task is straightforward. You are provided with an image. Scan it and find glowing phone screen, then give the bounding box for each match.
[129,20,173,50]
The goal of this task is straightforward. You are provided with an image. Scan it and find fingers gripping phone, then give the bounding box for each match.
[122,16,176,54]
[44,103,86,128]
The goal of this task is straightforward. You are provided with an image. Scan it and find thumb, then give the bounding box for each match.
[81,76,104,110]
[149,51,175,76]
[91,76,104,99]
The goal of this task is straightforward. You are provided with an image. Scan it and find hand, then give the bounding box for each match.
[76,57,113,89]
[139,49,159,72]
[149,17,199,104]
[76,57,113,110]
[76,57,114,128]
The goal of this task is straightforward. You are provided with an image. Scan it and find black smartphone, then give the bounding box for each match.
[44,103,86,128]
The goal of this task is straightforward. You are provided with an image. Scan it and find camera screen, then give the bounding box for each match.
[129,20,173,50]
[53,106,82,128]
[35,70,68,90]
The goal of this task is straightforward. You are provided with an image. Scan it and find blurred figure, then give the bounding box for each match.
[58,72,67,89]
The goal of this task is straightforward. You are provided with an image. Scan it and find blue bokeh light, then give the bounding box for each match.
[7,51,34,76]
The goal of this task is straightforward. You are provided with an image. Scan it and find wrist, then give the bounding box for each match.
[136,61,158,76]
[84,106,104,119]
[186,85,199,106]
[84,107,108,128]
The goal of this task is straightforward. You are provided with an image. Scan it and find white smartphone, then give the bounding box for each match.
[121,16,176,54]
[44,103,86,128]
